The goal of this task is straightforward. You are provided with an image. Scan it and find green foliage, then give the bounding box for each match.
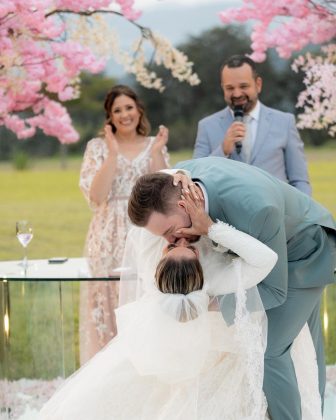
[0,128,62,162]
[66,72,117,154]
[12,150,29,170]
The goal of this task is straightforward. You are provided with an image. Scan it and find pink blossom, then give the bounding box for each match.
[58,86,75,101]
[219,0,336,58]
[115,0,142,20]
[219,0,336,136]
[0,0,142,143]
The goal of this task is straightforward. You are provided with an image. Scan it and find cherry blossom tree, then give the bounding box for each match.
[219,0,336,136]
[0,0,199,143]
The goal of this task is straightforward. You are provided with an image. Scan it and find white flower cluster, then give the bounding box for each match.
[66,14,200,92]
[151,32,200,88]
[67,14,113,57]
[292,44,336,137]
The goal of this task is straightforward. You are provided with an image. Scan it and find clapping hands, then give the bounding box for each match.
[152,125,169,154]
[104,124,119,155]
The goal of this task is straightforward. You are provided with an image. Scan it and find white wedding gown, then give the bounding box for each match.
[38,223,322,420]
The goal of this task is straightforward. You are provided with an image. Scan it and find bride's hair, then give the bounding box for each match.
[155,256,204,295]
[155,256,205,322]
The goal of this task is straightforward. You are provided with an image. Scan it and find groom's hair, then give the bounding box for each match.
[128,173,181,226]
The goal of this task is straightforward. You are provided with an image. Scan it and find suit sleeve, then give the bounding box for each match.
[193,120,226,159]
[284,114,312,196]
[247,206,288,310]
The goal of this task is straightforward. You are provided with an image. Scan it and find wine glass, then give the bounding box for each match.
[16,220,33,273]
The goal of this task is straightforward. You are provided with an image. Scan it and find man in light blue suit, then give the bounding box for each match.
[193,54,311,195]
[128,158,336,420]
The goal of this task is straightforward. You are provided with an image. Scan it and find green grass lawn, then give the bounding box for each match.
[0,147,335,377]
[0,147,335,261]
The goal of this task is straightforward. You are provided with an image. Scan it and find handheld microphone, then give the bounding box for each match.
[233,105,244,154]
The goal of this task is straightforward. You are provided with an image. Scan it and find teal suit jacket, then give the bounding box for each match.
[176,157,336,310]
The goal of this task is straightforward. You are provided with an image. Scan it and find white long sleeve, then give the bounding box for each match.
[202,221,278,295]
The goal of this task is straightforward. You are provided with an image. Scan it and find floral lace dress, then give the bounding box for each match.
[79,137,169,364]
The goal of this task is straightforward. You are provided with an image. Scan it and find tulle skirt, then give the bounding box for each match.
[38,296,267,420]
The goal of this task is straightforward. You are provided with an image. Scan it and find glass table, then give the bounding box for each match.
[0,258,119,419]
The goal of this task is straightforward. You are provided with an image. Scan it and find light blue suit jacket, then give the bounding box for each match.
[193,103,311,195]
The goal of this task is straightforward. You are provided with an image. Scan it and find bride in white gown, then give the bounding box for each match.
[38,196,322,419]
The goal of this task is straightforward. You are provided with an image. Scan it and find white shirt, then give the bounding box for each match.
[245,100,260,151]
[230,100,260,152]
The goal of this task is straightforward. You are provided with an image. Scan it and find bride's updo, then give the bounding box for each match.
[155,256,204,295]
[155,256,206,322]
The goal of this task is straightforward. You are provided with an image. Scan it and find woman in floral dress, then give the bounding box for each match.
[79,85,169,363]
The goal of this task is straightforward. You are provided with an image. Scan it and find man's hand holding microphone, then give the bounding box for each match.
[222,105,246,157]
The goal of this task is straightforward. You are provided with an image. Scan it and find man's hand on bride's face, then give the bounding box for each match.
[172,173,202,202]
[176,191,213,237]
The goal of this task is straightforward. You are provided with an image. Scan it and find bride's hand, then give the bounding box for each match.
[177,191,213,237]
[172,173,201,202]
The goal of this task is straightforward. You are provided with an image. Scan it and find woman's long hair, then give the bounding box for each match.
[103,85,151,136]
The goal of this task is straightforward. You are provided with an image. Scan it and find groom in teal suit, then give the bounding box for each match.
[128,157,336,420]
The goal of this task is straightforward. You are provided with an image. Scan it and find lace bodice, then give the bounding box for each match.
[80,137,168,208]
[78,136,169,362]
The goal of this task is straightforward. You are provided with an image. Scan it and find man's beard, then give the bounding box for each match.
[230,95,256,113]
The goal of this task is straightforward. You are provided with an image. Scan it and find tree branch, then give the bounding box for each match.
[45,9,153,38]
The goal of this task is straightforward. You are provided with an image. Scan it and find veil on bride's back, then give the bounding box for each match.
[118,226,268,419]
[39,225,322,420]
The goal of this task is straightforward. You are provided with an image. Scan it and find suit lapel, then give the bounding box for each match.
[250,104,271,163]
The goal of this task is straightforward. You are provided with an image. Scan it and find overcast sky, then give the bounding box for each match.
[108,0,241,77]
[134,0,234,10]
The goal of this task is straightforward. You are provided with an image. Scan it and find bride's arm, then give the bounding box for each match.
[206,221,278,292]
[178,193,278,293]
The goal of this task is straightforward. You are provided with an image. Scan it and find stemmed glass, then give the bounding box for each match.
[16,220,33,274]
